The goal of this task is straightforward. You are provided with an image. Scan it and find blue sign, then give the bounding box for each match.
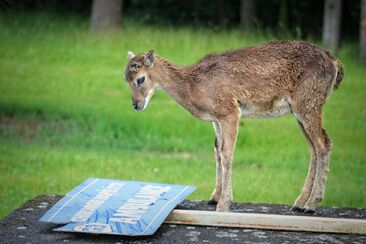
[40,178,195,236]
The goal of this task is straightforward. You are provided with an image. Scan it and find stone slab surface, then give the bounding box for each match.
[0,195,365,243]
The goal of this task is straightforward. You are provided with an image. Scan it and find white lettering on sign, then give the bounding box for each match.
[71,182,125,222]
[110,185,171,224]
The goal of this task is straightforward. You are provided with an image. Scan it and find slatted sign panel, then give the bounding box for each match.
[40,178,195,236]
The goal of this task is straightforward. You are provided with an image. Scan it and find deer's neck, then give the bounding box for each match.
[153,57,190,104]
[152,57,214,120]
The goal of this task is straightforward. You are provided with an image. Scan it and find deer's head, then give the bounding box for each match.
[124,50,157,111]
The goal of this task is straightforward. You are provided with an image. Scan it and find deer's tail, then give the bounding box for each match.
[325,50,344,90]
[333,59,344,90]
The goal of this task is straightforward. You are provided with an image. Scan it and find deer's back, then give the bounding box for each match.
[188,40,336,102]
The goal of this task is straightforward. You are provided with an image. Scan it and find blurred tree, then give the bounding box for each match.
[361,0,366,63]
[322,0,342,53]
[2,0,361,41]
[90,0,123,32]
[218,0,225,27]
[278,0,288,32]
[240,0,256,30]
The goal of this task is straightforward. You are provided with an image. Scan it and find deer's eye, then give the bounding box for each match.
[136,76,145,86]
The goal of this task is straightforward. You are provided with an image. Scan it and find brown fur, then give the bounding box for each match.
[124,40,344,212]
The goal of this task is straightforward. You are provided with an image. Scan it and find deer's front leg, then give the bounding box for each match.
[216,114,239,212]
[209,122,223,204]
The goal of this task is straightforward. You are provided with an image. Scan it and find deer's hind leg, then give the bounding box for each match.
[216,113,240,211]
[291,118,317,212]
[209,121,223,204]
[291,107,332,213]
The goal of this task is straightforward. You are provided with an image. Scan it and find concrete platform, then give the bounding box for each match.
[0,195,365,243]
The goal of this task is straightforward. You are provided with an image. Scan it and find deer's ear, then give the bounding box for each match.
[127,51,135,60]
[144,50,155,67]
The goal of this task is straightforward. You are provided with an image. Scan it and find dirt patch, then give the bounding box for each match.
[0,113,71,144]
[0,114,42,143]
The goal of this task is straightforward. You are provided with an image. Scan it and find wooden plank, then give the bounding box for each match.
[165,210,366,234]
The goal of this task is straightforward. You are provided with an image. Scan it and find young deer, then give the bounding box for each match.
[124,40,344,213]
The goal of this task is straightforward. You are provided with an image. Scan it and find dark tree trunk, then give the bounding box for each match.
[240,0,255,30]
[361,0,366,63]
[218,0,225,27]
[278,0,288,32]
[90,0,123,32]
[322,0,342,53]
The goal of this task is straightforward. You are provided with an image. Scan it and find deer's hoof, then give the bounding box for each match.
[303,207,315,214]
[290,206,303,212]
[216,201,231,212]
[210,190,221,203]
[207,200,218,205]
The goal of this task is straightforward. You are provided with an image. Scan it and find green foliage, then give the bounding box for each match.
[0,12,365,218]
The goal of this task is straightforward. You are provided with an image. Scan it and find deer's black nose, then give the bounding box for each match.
[133,102,138,110]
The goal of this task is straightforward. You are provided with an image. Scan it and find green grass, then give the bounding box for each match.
[0,12,365,218]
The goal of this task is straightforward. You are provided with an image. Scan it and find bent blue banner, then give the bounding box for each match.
[40,178,195,236]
